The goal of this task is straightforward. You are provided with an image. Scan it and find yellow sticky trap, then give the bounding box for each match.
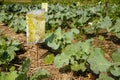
[26,10,45,44]
[41,3,48,12]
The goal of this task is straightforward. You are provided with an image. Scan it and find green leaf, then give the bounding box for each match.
[30,69,50,80]
[87,48,112,74]
[16,73,27,80]
[55,27,62,40]
[19,19,26,31]
[45,33,54,43]
[57,40,93,71]
[116,32,120,39]
[64,32,74,43]
[7,46,17,52]
[44,54,54,64]
[71,62,86,72]
[98,35,105,41]
[81,39,93,54]
[71,63,80,71]
[64,29,79,44]
[0,38,6,48]
[54,53,69,68]
[0,36,20,65]
[7,37,12,46]
[12,40,20,46]
[7,46,16,62]
[71,28,79,34]
[0,49,4,57]
[20,58,30,73]
[17,59,30,80]
[62,42,81,57]
[47,41,60,50]
[78,12,89,25]
[110,48,120,77]
[8,16,26,32]
[9,66,16,71]
[111,48,120,62]
[0,71,18,80]
[45,28,62,50]
[96,73,114,80]
[45,28,79,50]
[98,16,112,32]
[110,66,120,77]
[79,62,86,72]
[112,18,120,33]
[8,46,19,51]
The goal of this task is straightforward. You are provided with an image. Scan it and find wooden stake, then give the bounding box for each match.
[36,44,39,67]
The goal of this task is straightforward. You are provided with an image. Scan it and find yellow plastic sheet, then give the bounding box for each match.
[41,3,48,12]
[26,10,45,44]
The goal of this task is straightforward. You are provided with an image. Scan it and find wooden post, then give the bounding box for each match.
[36,44,39,67]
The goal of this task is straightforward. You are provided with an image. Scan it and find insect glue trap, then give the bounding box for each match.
[26,3,48,67]
[26,10,46,44]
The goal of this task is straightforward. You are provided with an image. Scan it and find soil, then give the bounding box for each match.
[0,24,120,80]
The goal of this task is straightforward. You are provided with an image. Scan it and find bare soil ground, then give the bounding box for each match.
[0,24,120,80]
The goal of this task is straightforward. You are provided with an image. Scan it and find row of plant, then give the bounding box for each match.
[0,2,120,79]
[2,0,120,5]
[0,30,50,80]
[0,4,42,32]
[47,39,120,80]
[0,3,120,37]
[44,28,120,80]
[43,3,120,79]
